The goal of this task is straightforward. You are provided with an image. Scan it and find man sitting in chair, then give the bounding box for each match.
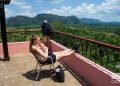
[29,35,75,64]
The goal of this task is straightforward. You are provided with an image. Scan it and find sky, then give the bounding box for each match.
[4,0,120,22]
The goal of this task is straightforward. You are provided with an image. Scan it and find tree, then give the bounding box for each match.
[51,22,66,31]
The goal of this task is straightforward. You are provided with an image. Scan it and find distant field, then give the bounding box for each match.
[0,24,120,46]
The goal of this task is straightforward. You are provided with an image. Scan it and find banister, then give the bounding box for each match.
[51,30,120,72]
[0,30,119,51]
[0,29,119,51]
[54,30,120,51]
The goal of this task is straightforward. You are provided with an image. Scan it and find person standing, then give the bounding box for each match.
[41,20,52,50]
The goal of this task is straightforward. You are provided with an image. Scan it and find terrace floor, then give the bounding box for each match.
[0,53,83,86]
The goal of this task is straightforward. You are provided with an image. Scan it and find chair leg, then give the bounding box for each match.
[35,63,39,72]
[36,64,42,80]
[48,56,55,70]
[50,64,52,69]
[51,63,55,70]
[51,59,55,70]
[50,64,55,71]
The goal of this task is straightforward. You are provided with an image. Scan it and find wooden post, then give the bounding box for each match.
[0,3,10,61]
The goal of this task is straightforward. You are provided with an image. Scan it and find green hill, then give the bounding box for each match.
[7,14,120,26]
[7,14,80,26]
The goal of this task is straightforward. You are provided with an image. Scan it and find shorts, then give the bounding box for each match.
[42,51,56,64]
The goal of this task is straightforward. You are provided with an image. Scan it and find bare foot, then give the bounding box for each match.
[65,49,72,52]
[69,50,75,55]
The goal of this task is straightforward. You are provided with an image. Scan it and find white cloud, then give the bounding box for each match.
[36,0,43,3]
[5,0,120,21]
[45,0,120,21]
[7,0,34,17]
[5,8,13,18]
[46,3,96,17]
[97,0,120,13]
[17,10,36,17]
[20,5,32,10]
[11,0,26,6]
[50,0,64,3]
[36,0,64,3]
[95,0,120,21]
[11,0,32,10]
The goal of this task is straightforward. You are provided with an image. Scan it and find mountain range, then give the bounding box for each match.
[7,14,120,26]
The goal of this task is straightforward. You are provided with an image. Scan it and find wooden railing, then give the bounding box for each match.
[0,30,120,72]
[51,31,120,72]
[0,30,41,42]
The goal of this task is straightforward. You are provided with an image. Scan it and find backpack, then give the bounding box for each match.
[55,65,65,82]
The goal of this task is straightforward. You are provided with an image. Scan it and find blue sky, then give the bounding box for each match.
[5,0,120,22]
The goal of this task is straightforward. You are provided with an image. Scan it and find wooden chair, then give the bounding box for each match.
[32,53,55,80]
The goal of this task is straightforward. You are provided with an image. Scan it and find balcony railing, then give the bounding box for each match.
[51,31,120,73]
[0,30,120,72]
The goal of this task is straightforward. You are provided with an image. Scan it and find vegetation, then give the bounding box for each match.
[1,21,120,46]
[51,22,120,46]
